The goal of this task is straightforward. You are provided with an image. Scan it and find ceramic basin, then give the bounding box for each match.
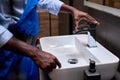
[39,34,119,80]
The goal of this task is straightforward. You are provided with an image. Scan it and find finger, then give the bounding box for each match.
[47,67,53,73]
[51,63,56,69]
[45,65,53,74]
[84,15,100,25]
[74,19,80,31]
[54,58,61,68]
[44,69,52,74]
[75,20,79,28]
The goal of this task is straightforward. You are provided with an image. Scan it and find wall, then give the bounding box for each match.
[72,0,120,79]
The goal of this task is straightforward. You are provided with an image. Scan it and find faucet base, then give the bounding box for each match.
[87,44,97,48]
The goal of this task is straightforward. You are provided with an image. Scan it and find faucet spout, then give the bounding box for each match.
[73,21,97,48]
[87,23,97,48]
[87,32,97,48]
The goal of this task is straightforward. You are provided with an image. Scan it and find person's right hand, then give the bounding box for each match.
[3,37,61,74]
[32,50,61,74]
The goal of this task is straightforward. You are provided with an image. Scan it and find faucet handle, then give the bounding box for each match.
[88,22,97,30]
[73,22,89,34]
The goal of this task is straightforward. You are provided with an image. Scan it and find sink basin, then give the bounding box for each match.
[39,34,119,80]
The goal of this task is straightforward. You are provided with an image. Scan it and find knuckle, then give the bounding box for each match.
[44,63,51,68]
[53,57,56,60]
[75,17,78,20]
[50,56,56,61]
[84,12,89,16]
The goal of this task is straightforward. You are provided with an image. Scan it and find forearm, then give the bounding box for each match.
[2,36,38,58]
[2,36,61,73]
[38,0,64,15]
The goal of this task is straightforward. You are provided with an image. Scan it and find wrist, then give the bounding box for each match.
[28,46,39,59]
[3,36,38,58]
[60,4,75,14]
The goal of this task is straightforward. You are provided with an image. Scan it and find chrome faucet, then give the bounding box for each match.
[73,22,97,48]
[87,31,97,47]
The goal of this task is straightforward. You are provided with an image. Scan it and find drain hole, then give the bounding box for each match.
[68,58,78,64]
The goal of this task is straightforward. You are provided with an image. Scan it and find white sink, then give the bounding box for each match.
[39,34,119,80]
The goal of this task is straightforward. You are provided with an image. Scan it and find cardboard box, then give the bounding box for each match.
[105,0,120,9]
[105,0,114,7]
[51,14,59,36]
[114,1,120,9]
[37,11,59,38]
[37,11,50,38]
[88,0,104,4]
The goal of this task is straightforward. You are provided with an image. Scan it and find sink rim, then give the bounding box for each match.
[40,34,119,69]
[40,34,119,80]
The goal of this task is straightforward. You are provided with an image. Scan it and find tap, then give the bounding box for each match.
[87,31,97,48]
[73,22,97,48]
[87,23,97,47]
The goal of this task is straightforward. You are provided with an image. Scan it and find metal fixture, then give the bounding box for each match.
[68,58,78,64]
[73,22,97,48]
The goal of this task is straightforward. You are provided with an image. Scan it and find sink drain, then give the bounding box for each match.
[68,58,78,64]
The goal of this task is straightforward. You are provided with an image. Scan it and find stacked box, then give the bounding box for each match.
[88,0,104,4]
[51,14,59,36]
[37,10,59,38]
[114,0,120,9]
[37,11,50,38]
[105,0,120,9]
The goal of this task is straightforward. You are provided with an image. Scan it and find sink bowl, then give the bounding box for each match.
[39,34,119,80]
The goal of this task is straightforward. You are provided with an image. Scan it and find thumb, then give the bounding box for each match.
[74,20,79,31]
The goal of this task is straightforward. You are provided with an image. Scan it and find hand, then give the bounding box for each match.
[72,8,100,31]
[60,4,100,31]
[32,50,61,74]
[3,37,61,74]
